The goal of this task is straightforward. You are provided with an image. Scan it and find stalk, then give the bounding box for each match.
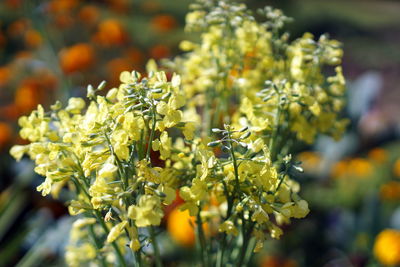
[149,226,163,267]
[95,210,127,267]
[88,225,108,267]
[146,106,157,161]
[197,212,209,267]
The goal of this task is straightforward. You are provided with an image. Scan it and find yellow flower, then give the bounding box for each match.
[111,129,130,161]
[128,195,163,227]
[219,220,238,236]
[182,122,196,140]
[98,162,118,179]
[374,229,400,266]
[158,184,176,205]
[156,99,183,128]
[122,113,144,141]
[129,239,141,252]
[107,221,128,243]
[66,97,86,114]
[37,178,52,196]
[290,200,309,218]
[152,131,171,160]
[9,145,28,161]
[66,243,96,267]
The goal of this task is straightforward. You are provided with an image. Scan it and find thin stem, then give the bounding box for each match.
[138,130,145,160]
[88,225,108,267]
[236,214,252,267]
[269,96,282,161]
[237,212,248,267]
[146,107,157,162]
[196,212,209,267]
[135,250,142,267]
[217,234,227,267]
[103,132,128,189]
[227,131,240,193]
[149,226,162,267]
[243,237,256,266]
[218,181,231,267]
[94,210,127,267]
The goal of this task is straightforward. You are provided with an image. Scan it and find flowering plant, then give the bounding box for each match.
[10,0,347,266]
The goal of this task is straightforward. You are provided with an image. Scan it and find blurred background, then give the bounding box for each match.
[0,0,399,266]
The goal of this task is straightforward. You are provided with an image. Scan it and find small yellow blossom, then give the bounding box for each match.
[128,195,163,227]
[107,221,128,243]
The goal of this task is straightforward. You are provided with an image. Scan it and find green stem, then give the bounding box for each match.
[236,216,248,267]
[146,107,157,162]
[95,211,127,267]
[149,226,162,267]
[103,132,128,189]
[135,251,142,267]
[228,131,241,193]
[269,97,282,161]
[217,234,227,267]
[243,237,256,266]
[88,225,108,267]
[236,214,252,267]
[218,181,231,267]
[196,212,209,267]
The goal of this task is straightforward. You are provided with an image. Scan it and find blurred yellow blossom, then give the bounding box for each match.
[374,229,400,266]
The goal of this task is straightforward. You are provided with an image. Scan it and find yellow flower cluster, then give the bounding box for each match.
[11,70,194,265]
[174,2,348,145]
[10,0,347,266]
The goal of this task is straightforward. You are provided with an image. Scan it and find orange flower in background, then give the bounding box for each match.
[7,19,28,37]
[149,44,170,59]
[332,158,373,179]
[15,51,32,59]
[297,151,322,172]
[374,229,400,266]
[0,32,6,48]
[106,58,134,86]
[151,15,178,33]
[368,148,387,164]
[78,5,100,25]
[259,256,298,267]
[0,104,19,120]
[141,1,161,12]
[59,43,94,74]
[54,13,74,29]
[14,79,41,113]
[0,122,12,148]
[47,0,78,14]
[331,160,348,179]
[14,74,56,114]
[394,159,400,178]
[5,0,22,9]
[380,182,400,201]
[348,158,373,178]
[24,29,42,48]
[125,48,145,66]
[0,67,11,87]
[94,19,127,46]
[106,0,130,13]
[167,207,196,247]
